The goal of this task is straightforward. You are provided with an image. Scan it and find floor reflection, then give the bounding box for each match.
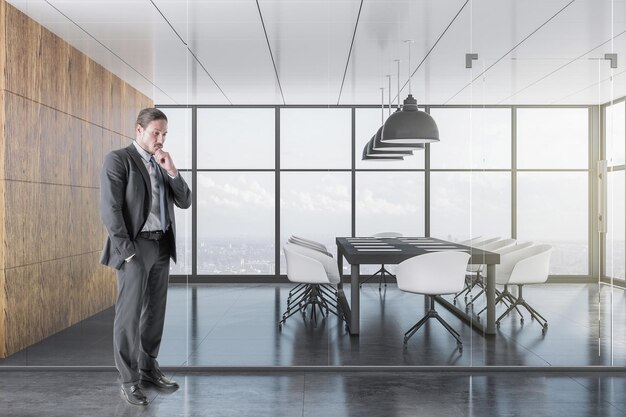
[1,283,625,367]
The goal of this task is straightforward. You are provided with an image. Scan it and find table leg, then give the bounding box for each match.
[486,264,496,335]
[337,251,344,290]
[335,250,355,334]
[350,264,360,334]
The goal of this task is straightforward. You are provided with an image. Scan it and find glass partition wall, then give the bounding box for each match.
[3,0,624,370]
[148,101,626,367]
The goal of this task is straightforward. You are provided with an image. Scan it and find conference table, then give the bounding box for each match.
[335,236,500,336]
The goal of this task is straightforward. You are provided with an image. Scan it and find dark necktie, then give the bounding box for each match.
[150,156,169,232]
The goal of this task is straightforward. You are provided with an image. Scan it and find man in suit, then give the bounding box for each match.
[100,108,192,406]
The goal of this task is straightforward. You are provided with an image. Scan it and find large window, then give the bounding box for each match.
[429,107,512,243]
[516,108,590,275]
[355,172,425,236]
[169,172,193,276]
[159,105,594,279]
[517,108,588,169]
[165,108,192,275]
[430,172,511,243]
[607,171,625,280]
[281,108,351,169]
[197,172,275,274]
[430,108,511,170]
[517,172,588,275]
[197,108,275,169]
[280,172,351,273]
[605,100,626,281]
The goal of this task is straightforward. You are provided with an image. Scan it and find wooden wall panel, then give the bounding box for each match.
[4,94,41,182]
[0,181,5,357]
[0,269,5,358]
[39,28,69,113]
[0,0,152,358]
[4,181,39,269]
[83,122,103,188]
[41,105,72,185]
[4,4,42,103]
[88,61,104,127]
[0,1,5,92]
[69,253,116,323]
[68,47,88,123]
[0,90,4,182]
[4,94,75,185]
[0,94,4,268]
[6,259,63,354]
[0,1,6,357]
[69,117,83,187]
[3,253,116,355]
[3,181,71,267]
[68,187,101,254]
[108,75,123,136]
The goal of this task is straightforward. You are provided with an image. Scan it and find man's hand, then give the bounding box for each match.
[154,148,178,177]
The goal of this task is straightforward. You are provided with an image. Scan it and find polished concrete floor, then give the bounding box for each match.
[1,370,626,416]
[1,283,625,367]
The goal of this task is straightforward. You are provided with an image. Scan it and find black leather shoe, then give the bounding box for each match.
[120,384,148,406]
[140,368,179,389]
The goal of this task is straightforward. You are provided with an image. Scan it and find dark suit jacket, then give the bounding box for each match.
[99,143,192,269]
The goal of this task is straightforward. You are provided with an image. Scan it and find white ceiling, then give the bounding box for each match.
[6,0,626,105]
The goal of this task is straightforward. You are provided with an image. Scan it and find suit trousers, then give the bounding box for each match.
[113,233,171,387]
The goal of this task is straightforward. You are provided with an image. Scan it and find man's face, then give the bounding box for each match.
[136,119,168,155]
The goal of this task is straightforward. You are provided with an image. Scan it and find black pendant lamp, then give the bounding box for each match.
[382,41,439,144]
[365,137,412,158]
[362,87,410,161]
[361,143,404,161]
[372,79,424,151]
[373,74,424,151]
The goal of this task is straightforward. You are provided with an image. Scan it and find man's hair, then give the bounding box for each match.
[136,108,168,128]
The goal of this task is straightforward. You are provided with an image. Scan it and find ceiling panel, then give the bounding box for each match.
[152,0,281,103]
[259,0,362,104]
[5,0,626,105]
[339,0,467,105]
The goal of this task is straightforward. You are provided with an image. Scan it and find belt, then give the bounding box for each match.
[138,230,165,241]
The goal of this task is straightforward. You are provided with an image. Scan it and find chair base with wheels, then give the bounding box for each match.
[404,296,463,352]
[496,284,548,334]
[476,284,523,321]
[281,241,345,330]
[279,284,342,329]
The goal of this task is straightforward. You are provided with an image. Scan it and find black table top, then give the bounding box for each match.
[336,237,500,265]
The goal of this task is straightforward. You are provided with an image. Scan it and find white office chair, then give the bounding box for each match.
[464,238,517,308]
[286,236,336,305]
[492,244,553,333]
[289,235,332,256]
[280,243,344,329]
[396,251,471,352]
[359,232,403,290]
[476,241,534,319]
[453,237,510,305]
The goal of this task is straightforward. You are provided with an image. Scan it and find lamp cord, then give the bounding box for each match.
[380,87,384,125]
[387,75,391,116]
[396,60,401,109]
[408,42,412,95]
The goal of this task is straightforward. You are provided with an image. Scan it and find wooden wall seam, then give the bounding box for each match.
[0,88,135,140]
